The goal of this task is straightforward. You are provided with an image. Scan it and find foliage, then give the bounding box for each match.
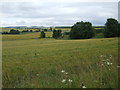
[9,29,20,34]
[40,31,45,38]
[52,29,62,39]
[104,18,118,38]
[69,21,94,39]
[50,27,52,31]
[118,23,120,37]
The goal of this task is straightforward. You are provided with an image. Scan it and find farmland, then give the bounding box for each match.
[2,32,118,88]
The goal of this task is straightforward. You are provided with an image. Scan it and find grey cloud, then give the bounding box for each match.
[0,1,118,26]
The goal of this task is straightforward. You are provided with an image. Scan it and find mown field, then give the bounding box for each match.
[2,33,118,88]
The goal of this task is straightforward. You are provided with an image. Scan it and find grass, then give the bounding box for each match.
[2,33,118,88]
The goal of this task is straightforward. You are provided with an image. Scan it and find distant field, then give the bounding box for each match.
[2,33,118,88]
[1,27,71,32]
[2,32,53,41]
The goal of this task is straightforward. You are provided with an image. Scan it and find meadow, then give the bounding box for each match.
[2,32,118,88]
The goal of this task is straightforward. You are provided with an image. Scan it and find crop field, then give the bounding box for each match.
[2,32,53,41]
[2,32,119,88]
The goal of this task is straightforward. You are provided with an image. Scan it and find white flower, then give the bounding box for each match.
[101,64,104,66]
[107,62,110,65]
[68,79,72,82]
[82,86,86,88]
[62,79,66,83]
[61,70,65,73]
[65,72,68,74]
[110,63,112,65]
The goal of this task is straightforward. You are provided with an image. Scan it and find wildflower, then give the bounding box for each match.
[82,86,86,88]
[110,63,112,65]
[107,62,110,65]
[68,79,72,82]
[81,82,86,88]
[101,64,104,66]
[65,72,68,74]
[61,70,65,73]
[62,79,66,83]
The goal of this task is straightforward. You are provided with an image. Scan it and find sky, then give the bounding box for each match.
[0,0,119,27]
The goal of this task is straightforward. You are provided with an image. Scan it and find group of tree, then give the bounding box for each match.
[2,29,20,34]
[40,29,62,38]
[69,21,94,39]
[52,30,62,39]
[69,18,119,39]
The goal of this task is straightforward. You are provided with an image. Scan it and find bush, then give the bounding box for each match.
[70,21,94,39]
[104,18,118,38]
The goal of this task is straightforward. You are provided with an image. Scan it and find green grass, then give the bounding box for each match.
[2,33,118,88]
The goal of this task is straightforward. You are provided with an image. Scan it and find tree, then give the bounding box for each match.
[104,18,118,38]
[118,23,120,37]
[52,29,62,39]
[69,21,94,39]
[52,29,57,38]
[40,31,45,38]
[50,27,52,31]
[9,29,20,34]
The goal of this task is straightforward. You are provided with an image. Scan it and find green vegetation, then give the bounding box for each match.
[2,33,118,88]
[40,31,46,38]
[2,18,119,88]
[104,18,119,38]
[70,21,94,39]
[52,30,62,39]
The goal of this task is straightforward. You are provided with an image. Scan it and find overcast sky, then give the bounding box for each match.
[0,0,119,27]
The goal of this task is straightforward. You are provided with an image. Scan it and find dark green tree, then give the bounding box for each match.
[9,29,20,34]
[118,23,120,37]
[69,21,94,39]
[104,18,118,38]
[52,29,62,39]
[50,27,52,31]
[40,31,45,38]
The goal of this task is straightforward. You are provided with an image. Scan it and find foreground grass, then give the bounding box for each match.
[2,37,118,88]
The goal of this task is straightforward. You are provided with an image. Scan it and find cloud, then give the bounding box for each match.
[0,1,118,26]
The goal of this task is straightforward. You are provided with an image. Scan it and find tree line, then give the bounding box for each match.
[40,18,119,39]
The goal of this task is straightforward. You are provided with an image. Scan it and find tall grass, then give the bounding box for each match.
[2,37,118,88]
